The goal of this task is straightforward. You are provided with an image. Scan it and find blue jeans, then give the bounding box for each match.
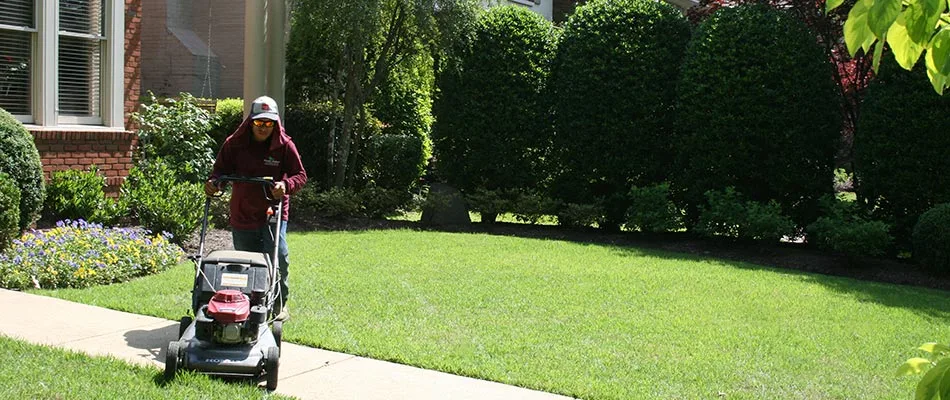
[232,223,289,308]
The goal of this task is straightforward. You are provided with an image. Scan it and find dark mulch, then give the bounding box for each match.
[181,216,950,293]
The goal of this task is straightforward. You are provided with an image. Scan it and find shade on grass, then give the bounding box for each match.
[42,230,950,399]
[0,335,291,399]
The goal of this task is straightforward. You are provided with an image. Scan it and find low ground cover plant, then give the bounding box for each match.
[0,219,181,290]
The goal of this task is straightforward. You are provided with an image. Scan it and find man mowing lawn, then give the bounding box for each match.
[205,95,307,321]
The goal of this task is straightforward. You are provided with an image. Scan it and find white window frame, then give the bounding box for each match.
[25,0,124,129]
[0,17,37,123]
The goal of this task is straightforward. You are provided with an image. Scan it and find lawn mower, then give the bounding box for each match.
[164,175,284,390]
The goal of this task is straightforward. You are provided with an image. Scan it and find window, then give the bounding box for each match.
[59,0,104,123]
[0,0,123,128]
[0,0,35,117]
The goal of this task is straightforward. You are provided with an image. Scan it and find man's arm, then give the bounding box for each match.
[280,140,307,195]
[205,139,235,195]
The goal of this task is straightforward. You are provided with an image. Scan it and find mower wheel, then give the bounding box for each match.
[164,341,181,381]
[179,316,192,338]
[265,346,280,391]
[272,321,283,349]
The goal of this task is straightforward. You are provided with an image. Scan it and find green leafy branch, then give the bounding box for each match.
[897,342,950,399]
[830,0,950,93]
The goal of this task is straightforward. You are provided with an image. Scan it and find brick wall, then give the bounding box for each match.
[125,0,143,129]
[33,131,137,196]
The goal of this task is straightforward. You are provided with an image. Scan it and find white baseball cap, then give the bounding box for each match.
[250,96,279,121]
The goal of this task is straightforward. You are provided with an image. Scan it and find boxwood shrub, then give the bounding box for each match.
[913,203,950,274]
[675,4,840,227]
[0,107,45,232]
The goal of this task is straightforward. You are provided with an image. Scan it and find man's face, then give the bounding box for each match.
[252,118,275,142]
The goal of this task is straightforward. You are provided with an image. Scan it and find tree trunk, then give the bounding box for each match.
[333,50,364,188]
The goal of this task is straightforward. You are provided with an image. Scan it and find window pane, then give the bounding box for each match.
[60,0,103,36]
[0,30,32,115]
[0,0,34,28]
[59,36,101,117]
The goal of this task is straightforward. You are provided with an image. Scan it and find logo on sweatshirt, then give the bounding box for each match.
[264,156,280,167]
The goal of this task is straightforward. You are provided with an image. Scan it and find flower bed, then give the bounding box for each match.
[0,220,182,290]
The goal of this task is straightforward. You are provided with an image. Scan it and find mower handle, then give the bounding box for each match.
[211,175,281,201]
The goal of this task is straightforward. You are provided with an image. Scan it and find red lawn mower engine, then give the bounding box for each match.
[195,289,268,344]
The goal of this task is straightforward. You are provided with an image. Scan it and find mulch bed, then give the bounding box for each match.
[181,216,950,293]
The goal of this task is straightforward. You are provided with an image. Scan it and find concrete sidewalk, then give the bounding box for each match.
[0,289,572,400]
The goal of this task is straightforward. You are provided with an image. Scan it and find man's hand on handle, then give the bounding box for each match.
[204,180,220,196]
[271,181,286,198]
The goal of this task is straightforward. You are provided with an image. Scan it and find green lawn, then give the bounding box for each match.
[39,229,950,399]
[0,335,290,399]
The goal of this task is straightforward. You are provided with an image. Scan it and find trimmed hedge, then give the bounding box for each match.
[432,6,556,198]
[675,4,840,227]
[853,61,950,246]
[0,107,45,232]
[550,0,691,227]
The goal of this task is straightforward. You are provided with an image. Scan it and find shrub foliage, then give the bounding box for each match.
[432,6,556,203]
[550,0,691,226]
[122,159,203,244]
[913,203,950,274]
[675,4,840,226]
[695,187,796,242]
[0,172,20,250]
[625,183,684,233]
[853,62,950,245]
[44,167,125,225]
[0,107,45,232]
[284,101,381,191]
[806,195,892,258]
[131,93,216,184]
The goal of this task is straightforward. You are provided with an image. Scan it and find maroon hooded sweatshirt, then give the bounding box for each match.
[209,116,307,230]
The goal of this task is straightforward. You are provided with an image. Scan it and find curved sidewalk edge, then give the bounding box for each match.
[0,289,574,400]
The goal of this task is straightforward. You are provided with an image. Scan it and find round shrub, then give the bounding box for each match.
[854,62,950,246]
[0,172,20,250]
[0,107,45,232]
[122,159,203,244]
[44,167,109,223]
[432,6,556,197]
[913,203,950,273]
[675,4,840,227]
[624,183,684,233]
[549,0,691,226]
